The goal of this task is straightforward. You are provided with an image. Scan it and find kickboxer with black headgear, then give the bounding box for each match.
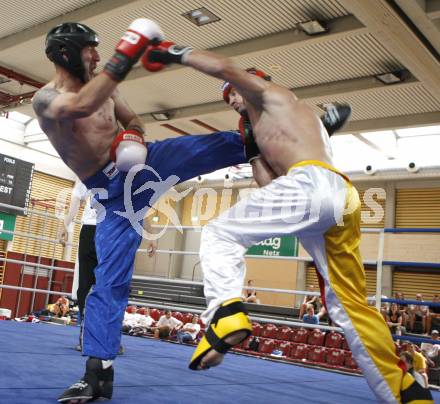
[34,19,259,403]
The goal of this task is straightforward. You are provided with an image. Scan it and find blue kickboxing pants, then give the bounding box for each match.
[81,131,246,359]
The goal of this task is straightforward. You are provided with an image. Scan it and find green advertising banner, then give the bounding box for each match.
[246,236,298,257]
[0,212,16,241]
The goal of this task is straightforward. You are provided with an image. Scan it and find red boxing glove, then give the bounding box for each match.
[104,19,165,81]
[141,42,174,72]
[238,116,260,163]
[110,130,147,171]
[141,41,193,72]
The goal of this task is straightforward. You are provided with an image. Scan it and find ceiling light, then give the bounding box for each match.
[269,64,282,71]
[297,20,328,36]
[152,215,159,223]
[151,112,171,121]
[375,72,403,85]
[182,7,221,27]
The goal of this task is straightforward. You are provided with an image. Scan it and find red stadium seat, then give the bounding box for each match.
[289,328,298,342]
[149,309,160,321]
[135,307,146,315]
[278,341,292,356]
[172,312,183,321]
[292,328,309,344]
[325,331,343,349]
[277,326,293,341]
[241,336,254,350]
[307,346,327,363]
[326,348,345,367]
[252,322,263,337]
[307,329,325,346]
[126,305,137,314]
[182,313,193,324]
[290,343,309,361]
[261,323,278,339]
[343,351,359,369]
[258,338,276,355]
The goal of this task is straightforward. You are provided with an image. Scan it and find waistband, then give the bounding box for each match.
[82,161,120,190]
[287,160,351,183]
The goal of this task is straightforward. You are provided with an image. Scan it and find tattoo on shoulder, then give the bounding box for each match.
[32,87,60,117]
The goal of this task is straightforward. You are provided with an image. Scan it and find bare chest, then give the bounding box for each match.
[73,101,117,136]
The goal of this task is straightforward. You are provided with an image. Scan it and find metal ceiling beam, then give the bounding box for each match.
[394,0,440,54]
[139,75,419,123]
[126,15,367,81]
[337,0,440,101]
[0,0,146,51]
[426,0,440,20]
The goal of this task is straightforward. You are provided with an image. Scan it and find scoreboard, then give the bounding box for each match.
[0,153,34,216]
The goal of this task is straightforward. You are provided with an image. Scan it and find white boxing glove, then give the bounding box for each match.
[110,130,147,171]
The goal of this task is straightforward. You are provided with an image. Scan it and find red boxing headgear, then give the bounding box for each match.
[221,68,271,104]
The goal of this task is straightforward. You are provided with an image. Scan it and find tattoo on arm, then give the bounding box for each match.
[32,87,60,117]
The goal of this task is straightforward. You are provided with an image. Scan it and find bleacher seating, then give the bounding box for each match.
[292,328,309,344]
[123,305,362,375]
[182,313,193,324]
[343,351,359,370]
[277,326,293,341]
[278,341,292,356]
[252,322,263,336]
[325,331,344,349]
[326,348,346,368]
[150,308,160,321]
[290,343,309,361]
[258,338,276,355]
[307,346,327,364]
[261,323,278,339]
[307,329,325,346]
[172,311,183,322]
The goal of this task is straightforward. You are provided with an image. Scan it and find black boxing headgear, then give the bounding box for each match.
[45,22,99,82]
[222,67,272,104]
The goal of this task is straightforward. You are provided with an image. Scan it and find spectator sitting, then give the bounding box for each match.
[151,310,183,339]
[403,343,429,388]
[427,294,440,333]
[242,280,258,304]
[386,302,404,337]
[421,329,440,367]
[408,294,430,334]
[400,351,428,389]
[302,304,319,325]
[50,296,69,318]
[121,306,139,334]
[126,307,155,337]
[394,292,409,329]
[298,285,319,320]
[176,314,201,344]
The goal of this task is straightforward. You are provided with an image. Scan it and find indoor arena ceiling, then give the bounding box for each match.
[0,0,439,141]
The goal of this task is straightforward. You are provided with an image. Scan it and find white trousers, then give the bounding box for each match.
[200,162,402,403]
[200,163,347,323]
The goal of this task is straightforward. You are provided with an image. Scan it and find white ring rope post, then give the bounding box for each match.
[0,284,72,297]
